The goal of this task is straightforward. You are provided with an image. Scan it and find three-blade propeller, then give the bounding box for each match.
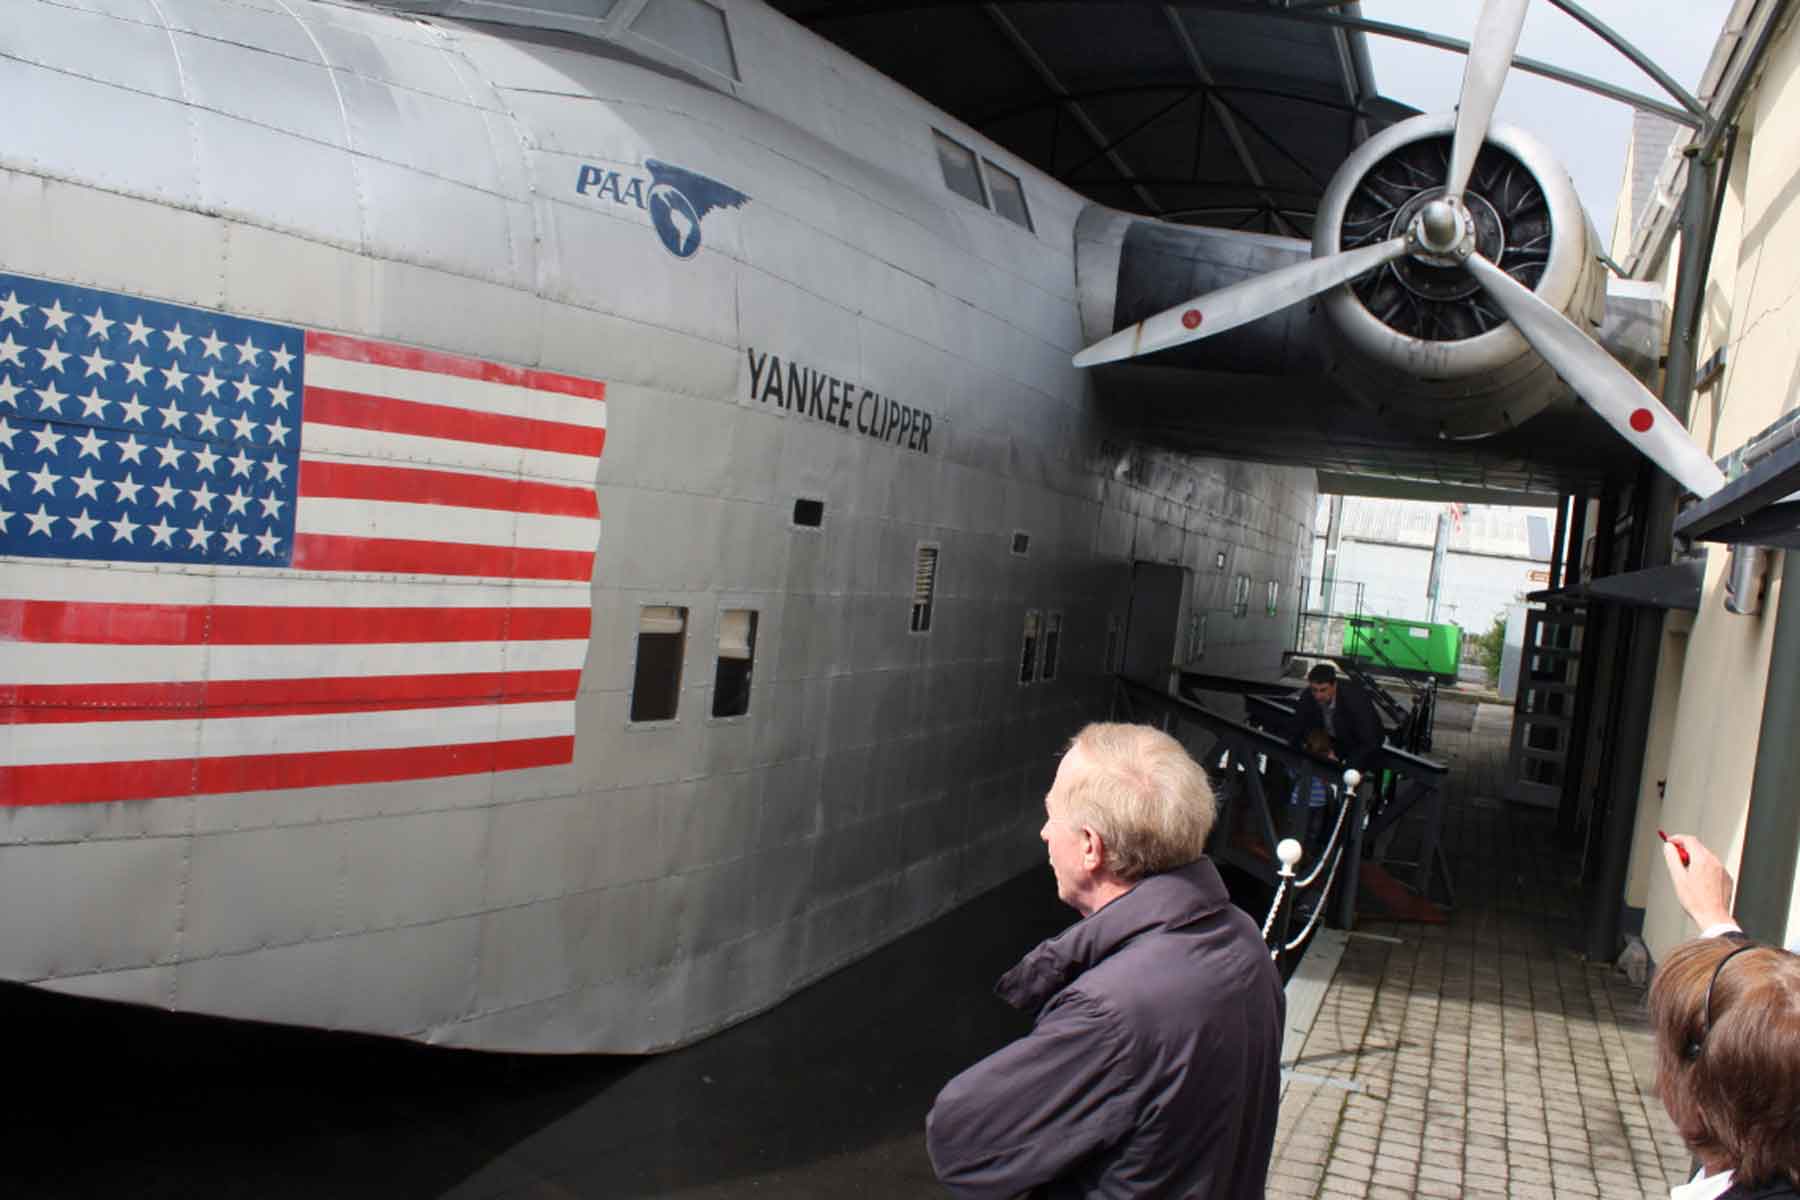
[1072,0,1725,499]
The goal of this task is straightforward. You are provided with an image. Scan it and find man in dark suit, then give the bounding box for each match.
[1292,662,1386,771]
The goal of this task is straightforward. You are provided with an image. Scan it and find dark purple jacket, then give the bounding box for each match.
[926,859,1284,1199]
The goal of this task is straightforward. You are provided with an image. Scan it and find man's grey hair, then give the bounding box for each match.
[1051,722,1216,881]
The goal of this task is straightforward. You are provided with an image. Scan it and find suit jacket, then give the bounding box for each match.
[1291,678,1385,771]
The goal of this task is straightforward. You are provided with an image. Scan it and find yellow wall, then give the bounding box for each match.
[1640,11,1800,956]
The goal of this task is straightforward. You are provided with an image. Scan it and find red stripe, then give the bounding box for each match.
[304,387,607,459]
[8,671,582,723]
[0,736,575,807]
[304,331,607,402]
[298,459,599,519]
[0,601,590,645]
[292,534,594,581]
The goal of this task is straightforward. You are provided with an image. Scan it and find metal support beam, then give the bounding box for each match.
[1736,551,1800,942]
[1542,0,1709,124]
[1559,481,1619,842]
[1549,493,1571,593]
[1584,147,1714,964]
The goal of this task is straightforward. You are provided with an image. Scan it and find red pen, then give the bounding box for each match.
[1658,829,1691,867]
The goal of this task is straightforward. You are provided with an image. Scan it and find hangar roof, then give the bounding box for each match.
[767,0,1416,237]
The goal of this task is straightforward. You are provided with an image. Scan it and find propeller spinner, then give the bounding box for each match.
[1072,0,1725,499]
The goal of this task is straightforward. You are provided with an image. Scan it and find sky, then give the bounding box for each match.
[1361,0,1737,243]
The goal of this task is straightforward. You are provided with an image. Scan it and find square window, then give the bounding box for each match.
[630,605,688,722]
[712,609,757,718]
[631,0,737,79]
[793,497,825,528]
[1011,531,1030,556]
[933,131,987,208]
[982,159,1032,230]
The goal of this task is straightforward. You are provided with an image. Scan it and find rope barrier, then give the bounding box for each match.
[1261,879,1290,942]
[1283,842,1346,952]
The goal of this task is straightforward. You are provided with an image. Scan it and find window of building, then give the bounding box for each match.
[711,609,757,718]
[1011,531,1030,556]
[1233,574,1251,618]
[1266,580,1280,618]
[630,605,688,722]
[1041,612,1062,681]
[982,159,1033,230]
[631,0,737,79]
[793,497,824,528]
[911,544,939,633]
[933,131,988,208]
[1019,610,1041,684]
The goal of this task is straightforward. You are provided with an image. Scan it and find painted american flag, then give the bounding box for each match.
[0,272,605,806]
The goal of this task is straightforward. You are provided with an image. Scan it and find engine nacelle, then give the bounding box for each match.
[1313,113,1607,438]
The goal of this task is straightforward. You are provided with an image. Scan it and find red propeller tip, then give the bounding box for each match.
[1630,408,1655,433]
[1181,310,1202,330]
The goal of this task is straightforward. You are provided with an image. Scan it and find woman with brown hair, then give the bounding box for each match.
[1648,935,1800,1198]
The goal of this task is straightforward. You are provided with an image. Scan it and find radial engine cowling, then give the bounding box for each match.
[1314,113,1607,438]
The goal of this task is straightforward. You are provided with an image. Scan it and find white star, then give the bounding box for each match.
[39,299,72,332]
[0,457,13,491]
[34,381,67,413]
[118,393,148,425]
[115,434,147,465]
[187,519,214,550]
[157,398,186,430]
[255,529,280,556]
[82,306,115,341]
[192,445,220,475]
[78,387,109,419]
[225,486,251,515]
[0,417,15,448]
[159,361,191,392]
[151,478,180,508]
[71,467,102,498]
[264,416,291,446]
[229,411,258,442]
[120,354,151,385]
[235,335,261,366]
[68,507,98,540]
[108,511,142,542]
[73,429,105,460]
[36,340,69,373]
[197,369,224,398]
[26,503,58,537]
[189,480,218,511]
[230,376,258,405]
[0,505,10,532]
[26,462,61,495]
[113,472,144,504]
[199,330,227,360]
[262,456,287,484]
[270,343,294,374]
[228,448,254,477]
[0,374,20,408]
[0,292,26,325]
[30,426,64,455]
[148,516,177,547]
[123,315,154,346]
[0,334,22,366]
[162,322,192,354]
[80,347,114,378]
[266,379,292,409]
[221,523,247,554]
[258,491,286,519]
[154,442,186,470]
[194,406,224,436]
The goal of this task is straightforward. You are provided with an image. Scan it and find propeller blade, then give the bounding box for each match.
[1072,237,1409,369]
[1445,0,1530,202]
[1465,254,1726,498]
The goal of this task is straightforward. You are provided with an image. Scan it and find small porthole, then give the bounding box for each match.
[1011,531,1030,556]
[793,498,825,527]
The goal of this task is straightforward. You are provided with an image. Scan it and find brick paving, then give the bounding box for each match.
[1268,700,1691,1200]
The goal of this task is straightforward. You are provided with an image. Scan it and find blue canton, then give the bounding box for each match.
[0,273,304,567]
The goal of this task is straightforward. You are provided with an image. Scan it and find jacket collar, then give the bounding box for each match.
[995,858,1235,1012]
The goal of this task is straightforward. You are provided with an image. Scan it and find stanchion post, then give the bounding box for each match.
[1274,838,1303,970]
[1337,769,1365,931]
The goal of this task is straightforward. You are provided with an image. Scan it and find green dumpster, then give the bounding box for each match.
[1343,616,1462,684]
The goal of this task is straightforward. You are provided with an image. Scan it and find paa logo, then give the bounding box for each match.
[575,159,750,260]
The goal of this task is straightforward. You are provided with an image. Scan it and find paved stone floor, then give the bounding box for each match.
[1268,700,1692,1200]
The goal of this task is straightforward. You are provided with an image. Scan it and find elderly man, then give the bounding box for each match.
[926,722,1284,1199]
